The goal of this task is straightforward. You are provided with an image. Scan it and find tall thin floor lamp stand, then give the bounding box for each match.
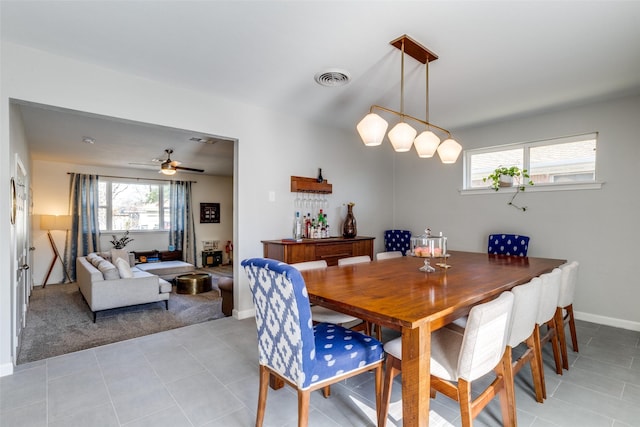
[40,215,72,287]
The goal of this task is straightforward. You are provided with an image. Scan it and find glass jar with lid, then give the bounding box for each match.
[410,228,447,258]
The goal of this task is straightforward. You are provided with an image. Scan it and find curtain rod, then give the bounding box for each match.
[66,172,197,184]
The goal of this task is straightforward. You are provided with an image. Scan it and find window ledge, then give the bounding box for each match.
[459,181,604,196]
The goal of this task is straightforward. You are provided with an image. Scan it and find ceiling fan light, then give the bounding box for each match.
[437,138,462,164]
[160,168,176,175]
[414,130,440,158]
[388,122,416,152]
[357,113,388,146]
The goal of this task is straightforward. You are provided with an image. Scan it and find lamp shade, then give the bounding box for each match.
[436,138,462,164]
[40,214,72,230]
[356,113,388,146]
[160,168,177,175]
[388,122,417,152]
[413,130,441,158]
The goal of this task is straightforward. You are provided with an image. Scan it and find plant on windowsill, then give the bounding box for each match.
[483,166,534,211]
[110,230,134,249]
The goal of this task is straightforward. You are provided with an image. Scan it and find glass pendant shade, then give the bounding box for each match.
[436,138,462,164]
[413,130,441,158]
[388,122,417,152]
[357,113,388,146]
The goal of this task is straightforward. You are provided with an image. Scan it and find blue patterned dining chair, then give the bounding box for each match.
[242,257,384,427]
[384,229,412,255]
[488,234,530,256]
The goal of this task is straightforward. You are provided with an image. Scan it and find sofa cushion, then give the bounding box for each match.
[88,254,104,267]
[111,249,130,267]
[97,260,120,280]
[115,257,134,278]
[136,261,194,276]
[158,278,172,293]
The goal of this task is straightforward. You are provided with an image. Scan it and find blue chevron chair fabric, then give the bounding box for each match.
[488,234,530,256]
[384,229,411,255]
[241,257,384,426]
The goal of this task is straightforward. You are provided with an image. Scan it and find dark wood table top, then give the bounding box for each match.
[301,250,566,331]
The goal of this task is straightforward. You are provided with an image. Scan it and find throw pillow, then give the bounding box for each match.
[90,255,105,268]
[115,257,134,279]
[97,260,119,280]
[111,248,130,267]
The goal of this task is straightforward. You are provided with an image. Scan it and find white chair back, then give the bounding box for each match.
[537,268,562,325]
[375,251,403,260]
[508,277,542,348]
[458,291,514,381]
[558,261,579,307]
[338,255,371,266]
[291,260,328,271]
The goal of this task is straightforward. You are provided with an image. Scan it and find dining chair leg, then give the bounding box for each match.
[256,365,270,427]
[322,385,330,398]
[548,319,563,375]
[555,307,570,370]
[502,347,517,425]
[566,304,579,352]
[379,355,401,427]
[532,324,547,399]
[297,389,310,427]
[374,363,383,424]
[458,379,474,427]
[524,334,545,403]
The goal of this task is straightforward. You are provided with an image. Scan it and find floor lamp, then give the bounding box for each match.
[40,215,73,287]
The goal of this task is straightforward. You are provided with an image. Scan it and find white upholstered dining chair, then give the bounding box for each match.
[375,251,403,260]
[379,291,516,427]
[556,261,580,370]
[535,268,563,398]
[337,255,372,266]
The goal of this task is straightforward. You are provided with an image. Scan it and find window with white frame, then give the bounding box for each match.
[464,133,597,190]
[98,179,171,231]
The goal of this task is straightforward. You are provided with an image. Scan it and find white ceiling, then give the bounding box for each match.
[3,1,640,175]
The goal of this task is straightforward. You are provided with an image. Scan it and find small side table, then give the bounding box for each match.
[176,272,213,294]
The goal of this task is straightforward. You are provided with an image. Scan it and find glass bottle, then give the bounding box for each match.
[292,211,303,240]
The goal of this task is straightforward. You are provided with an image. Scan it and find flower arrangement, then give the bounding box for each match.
[110,230,134,249]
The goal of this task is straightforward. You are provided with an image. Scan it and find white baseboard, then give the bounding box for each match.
[0,362,14,377]
[575,310,640,332]
[233,307,255,320]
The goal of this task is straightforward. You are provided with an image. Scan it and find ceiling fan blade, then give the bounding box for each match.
[175,166,205,173]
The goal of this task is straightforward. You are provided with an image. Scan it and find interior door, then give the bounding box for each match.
[12,157,29,360]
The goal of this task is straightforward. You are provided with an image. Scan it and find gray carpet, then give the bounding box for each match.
[17,277,227,365]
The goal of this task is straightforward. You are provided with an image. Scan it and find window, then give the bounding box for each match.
[464,133,597,190]
[99,179,170,231]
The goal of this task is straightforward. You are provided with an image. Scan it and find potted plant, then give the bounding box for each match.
[110,230,134,249]
[483,166,534,211]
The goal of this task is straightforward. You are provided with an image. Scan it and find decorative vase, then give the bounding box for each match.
[499,175,513,187]
[342,203,357,238]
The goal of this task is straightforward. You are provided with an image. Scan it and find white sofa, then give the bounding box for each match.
[76,254,172,322]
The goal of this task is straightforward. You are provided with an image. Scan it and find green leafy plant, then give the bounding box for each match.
[483,166,534,211]
[110,230,134,249]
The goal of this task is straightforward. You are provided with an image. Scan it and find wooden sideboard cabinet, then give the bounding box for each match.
[261,236,375,266]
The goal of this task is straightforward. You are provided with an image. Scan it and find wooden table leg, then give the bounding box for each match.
[401,323,431,427]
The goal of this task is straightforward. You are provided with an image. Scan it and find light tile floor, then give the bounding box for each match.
[1,318,639,426]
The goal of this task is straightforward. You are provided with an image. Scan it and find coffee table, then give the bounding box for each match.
[176,272,212,294]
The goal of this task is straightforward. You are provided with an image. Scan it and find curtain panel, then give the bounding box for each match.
[64,173,101,281]
[169,180,197,266]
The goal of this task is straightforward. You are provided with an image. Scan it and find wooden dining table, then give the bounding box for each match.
[300,250,566,427]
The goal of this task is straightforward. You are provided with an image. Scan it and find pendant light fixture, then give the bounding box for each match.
[356,35,462,163]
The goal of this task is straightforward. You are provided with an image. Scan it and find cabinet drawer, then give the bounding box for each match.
[315,243,353,259]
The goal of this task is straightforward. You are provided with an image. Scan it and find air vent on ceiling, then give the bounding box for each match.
[314,69,351,87]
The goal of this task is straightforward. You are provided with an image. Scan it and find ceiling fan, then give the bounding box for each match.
[159,149,204,175]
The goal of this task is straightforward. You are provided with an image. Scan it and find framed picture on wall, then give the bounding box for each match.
[200,203,220,223]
